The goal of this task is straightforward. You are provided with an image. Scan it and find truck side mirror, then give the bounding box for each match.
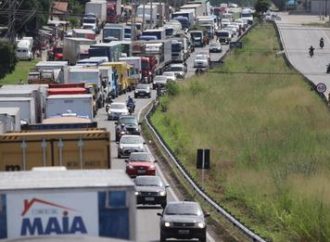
[157,212,163,217]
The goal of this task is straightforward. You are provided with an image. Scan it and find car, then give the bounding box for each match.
[162,71,177,81]
[168,63,187,79]
[134,83,151,98]
[134,176,169,208]
[117,135,145,158]
[209,42,222,53]
[125,152,157,178]
[153,75,169,90]
[193,53,210,69]
[107,102,129,120]
[115,115,140,142]
[158,201,209,242]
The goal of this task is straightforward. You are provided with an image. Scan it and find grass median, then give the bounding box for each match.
[151,22,330,241]
[0,60,38,85]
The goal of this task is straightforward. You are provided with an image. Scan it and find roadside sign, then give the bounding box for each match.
[196,149,210,169]
[316,82,327,93]
[229,41,243,49]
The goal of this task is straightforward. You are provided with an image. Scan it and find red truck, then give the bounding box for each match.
[140,56,158,83]
[107,0,122,23]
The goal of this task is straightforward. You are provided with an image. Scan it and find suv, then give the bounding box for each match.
[134,83,151,98]
[158,201,209,242]
[168,63,187,79]
[115,115,140,142]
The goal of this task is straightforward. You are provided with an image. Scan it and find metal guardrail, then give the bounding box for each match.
[144,102,267,242]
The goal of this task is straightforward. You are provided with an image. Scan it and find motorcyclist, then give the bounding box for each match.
[320,37,324,49]
[126,96,135,113]
[309,45,315,57]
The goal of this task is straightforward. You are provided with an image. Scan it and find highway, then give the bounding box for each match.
[94,41,225,242]
[275,13,330,99]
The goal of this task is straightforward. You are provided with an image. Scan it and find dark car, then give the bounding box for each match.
[125,152,156,178]
[115,115,140,142]
[158,201,209,242]
[134,83,151,98]
[134,176,169,208]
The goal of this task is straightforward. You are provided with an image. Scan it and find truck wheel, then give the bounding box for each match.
[148,93,151,98]
[118,153,121,159]
[199,234,206,242]
[160,233,166,242]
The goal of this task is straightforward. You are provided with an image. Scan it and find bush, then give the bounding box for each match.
[166,81,180,96]
[0,41,17,80]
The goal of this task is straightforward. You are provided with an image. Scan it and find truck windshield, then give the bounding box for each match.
[104,28,121,40]
[141,61,150,69]
[171,43,182,52]
[191,32,202,38]
[165,28,174,36]
[84,18,96,24]
[218,32,229,37]
[241,12,252,18]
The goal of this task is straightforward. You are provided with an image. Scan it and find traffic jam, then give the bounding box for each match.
[0,0,254,241]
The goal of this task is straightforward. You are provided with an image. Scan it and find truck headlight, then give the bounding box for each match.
[135,191,140,196]
[197,222,205,228]
[128,165,134,169]
[164,222,171,227]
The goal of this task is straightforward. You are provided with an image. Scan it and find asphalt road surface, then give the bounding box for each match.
[94,40,228,241]
[275,13,330,99]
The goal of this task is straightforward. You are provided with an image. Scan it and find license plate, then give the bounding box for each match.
[178,229,190,234]
[145,197,154,201]
[137,170,146,174]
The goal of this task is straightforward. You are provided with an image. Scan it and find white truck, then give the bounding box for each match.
[103,23,126,42]
[180,3,205,17]
[16,37,33,61]
[171,37,189,62]
[85,0,107,26]
[0,107,21,132]
[0,169,136,241]
[137,4,158,28]
[46,94,94,119]
[63,38,96,65]
[35,61,69,84]
[0,97,36,125]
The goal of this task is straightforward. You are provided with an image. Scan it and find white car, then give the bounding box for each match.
[117,135,145,158]
[153,75,169,89]
[162,71,177,81]
[134,83,151,98]
[107,102,129,120]
[193,53,210,69]
[168,63,187,79]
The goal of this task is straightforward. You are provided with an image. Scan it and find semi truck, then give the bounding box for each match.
[72,29,96,40]
[63,38,96,65]
[180,3,204,17]
[0,107,21,133]
[137,4,158,28]
[171,11,194,28]
[100,62,132,93]
[88,42,122,62]
[85,0,107,27]
[171,37,190,62]
[0,169,136,240]
[119,56,142,82]
[0,128,110,171]
[103,23,126,42]
[46,94,94,119]
[106,0,122,23]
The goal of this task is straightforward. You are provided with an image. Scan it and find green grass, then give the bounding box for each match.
[151,23,330,241]
[0,59,38,85]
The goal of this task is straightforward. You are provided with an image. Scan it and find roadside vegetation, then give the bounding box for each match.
[151,22,330,241]
[0,60,38,85]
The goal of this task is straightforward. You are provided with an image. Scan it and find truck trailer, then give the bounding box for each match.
[0,169,135,240]
[0,128,110,171]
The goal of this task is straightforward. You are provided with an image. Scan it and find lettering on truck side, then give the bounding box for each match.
[21,214,87,235]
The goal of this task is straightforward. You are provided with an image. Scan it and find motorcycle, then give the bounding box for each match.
[320,39,324,49]
[127,100,135,115]
[309,47,314,57]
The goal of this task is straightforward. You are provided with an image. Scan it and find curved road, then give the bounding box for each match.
[275,13,330,99]
[94,41,225,242]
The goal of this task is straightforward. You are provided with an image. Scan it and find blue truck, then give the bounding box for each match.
[88,42,122,62]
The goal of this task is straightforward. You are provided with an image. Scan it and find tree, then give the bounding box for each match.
[0,41,17,80]
[255,0,270,15]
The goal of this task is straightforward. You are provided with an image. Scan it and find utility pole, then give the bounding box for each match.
[150,0,153,28]
[142,0,145,30]
[6,0,16,42]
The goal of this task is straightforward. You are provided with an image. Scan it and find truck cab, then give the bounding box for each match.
[190,31,204,47]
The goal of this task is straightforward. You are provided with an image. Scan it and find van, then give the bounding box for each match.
[16,37,33,61]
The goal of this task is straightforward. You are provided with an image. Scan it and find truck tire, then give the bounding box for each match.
[199,234,206,242]
[160,233,166,242]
